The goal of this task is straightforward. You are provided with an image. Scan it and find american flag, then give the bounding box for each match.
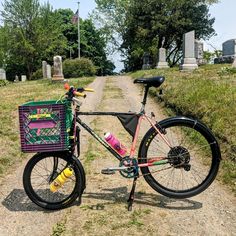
[71,10,78,24]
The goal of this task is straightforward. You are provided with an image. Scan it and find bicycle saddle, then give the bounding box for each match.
[134,76,165,88]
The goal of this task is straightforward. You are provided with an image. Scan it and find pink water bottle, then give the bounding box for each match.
[104,132,127,156]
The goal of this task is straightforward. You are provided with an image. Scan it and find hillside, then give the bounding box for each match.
[130,64,236,193]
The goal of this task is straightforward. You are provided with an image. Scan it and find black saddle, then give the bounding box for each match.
[134,76,165,88]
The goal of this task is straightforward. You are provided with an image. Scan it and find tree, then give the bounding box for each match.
[1,0,67,80]
[57,9,115,75]
[94,0,218,71]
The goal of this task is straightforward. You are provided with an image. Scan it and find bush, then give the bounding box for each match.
[217,66,236,76]
[31,69,43,80]
[0,80,10,87]
[63,58,96,78]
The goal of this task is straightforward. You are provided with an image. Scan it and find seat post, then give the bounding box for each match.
[142,85,149,107]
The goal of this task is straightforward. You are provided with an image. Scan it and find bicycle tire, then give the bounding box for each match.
[23,152,84,210]
[138,117,221,199]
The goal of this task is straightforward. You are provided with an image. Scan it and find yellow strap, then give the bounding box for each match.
[84,88,95,92]
[29,114,51,119]
[74,91,86,97]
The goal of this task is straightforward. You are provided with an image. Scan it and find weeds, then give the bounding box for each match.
[51,217,67,236]
[131,65,236,193]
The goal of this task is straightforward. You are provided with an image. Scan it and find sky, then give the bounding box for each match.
[39,0,97,19]
[205,0,236,51]
[0,0,235,70]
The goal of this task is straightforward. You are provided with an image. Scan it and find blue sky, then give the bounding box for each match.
[39,0,96,19]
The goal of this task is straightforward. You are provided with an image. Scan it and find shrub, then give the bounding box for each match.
[63,58,96,78]
[0,80,10,87]
[31,69,43,80]
[217,66,236,76]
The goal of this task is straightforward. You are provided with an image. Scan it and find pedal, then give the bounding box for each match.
[101,168,116,175]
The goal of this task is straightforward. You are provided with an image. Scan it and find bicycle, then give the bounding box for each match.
[20,76,221,211]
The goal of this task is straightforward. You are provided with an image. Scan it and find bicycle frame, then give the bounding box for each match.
[73,109,172,168]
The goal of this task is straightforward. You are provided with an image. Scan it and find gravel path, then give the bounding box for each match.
[0,76,235,236]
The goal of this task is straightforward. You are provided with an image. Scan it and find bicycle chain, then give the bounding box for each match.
[138,162,185,178]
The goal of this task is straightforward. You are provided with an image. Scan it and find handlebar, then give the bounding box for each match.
[64,83,94,99]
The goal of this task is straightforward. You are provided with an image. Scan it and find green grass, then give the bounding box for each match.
[0,77,95,176]
[130,64,236,193]
[51,217,67,236]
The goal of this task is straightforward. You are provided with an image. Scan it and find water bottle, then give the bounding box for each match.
[104,132,127,156]
[50,167,73,193]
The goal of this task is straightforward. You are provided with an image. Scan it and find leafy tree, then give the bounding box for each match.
[94,0,218,71]
[1,0,67,80]
[55,9,79,59]
[56,9,115,75]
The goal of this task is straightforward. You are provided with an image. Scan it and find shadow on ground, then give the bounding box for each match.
[82,186,202,211]
[1,189,81,212]
[1,187,202,212]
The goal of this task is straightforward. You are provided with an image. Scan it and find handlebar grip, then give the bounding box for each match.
[73,91,86,98]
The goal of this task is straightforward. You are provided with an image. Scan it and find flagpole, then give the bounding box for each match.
[77,1,80,59]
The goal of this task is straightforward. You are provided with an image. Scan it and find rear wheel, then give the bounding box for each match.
[138,117,221,199]
[23,152,84,210]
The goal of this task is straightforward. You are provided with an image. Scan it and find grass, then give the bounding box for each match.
[0,77,95,176]
[130,64,236,193]
[51,216,67,236]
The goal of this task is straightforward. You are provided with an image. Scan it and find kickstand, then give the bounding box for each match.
[127,176,138,211]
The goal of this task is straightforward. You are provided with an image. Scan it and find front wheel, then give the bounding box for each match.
[23,152,84,210]
[138,117,221,199]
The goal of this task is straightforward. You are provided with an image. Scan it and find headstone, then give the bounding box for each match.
[46,65,52,79]
[42,61,47,79]
[156,48,169,68]
[142,52,151,70]
[180,30,198,70]
[14,75,19,82]
[223,39,236,57]
[0,68,6,80]
[195,40,205,65]
[214,39,236,64]
[21,75,27,82]
[52,56,64,82]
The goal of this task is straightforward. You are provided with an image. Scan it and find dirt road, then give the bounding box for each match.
[0,76,235,236]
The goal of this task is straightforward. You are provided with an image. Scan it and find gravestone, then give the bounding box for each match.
[14,75,19,82]
[21,75,27,82]
[223,39,236,57]
[214,39,236,64]
[52,56,64,82]
[156,48,169,68]
[46,65,52,79]
[42,61,47,78]
[142,52,151,70]
[195,40,205,65]
[180,30,198,70]
[0,69,6,80]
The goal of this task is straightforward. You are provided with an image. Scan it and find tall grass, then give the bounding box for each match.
[130,65,236,193]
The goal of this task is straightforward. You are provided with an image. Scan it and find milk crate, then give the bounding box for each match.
[19,100,72,153]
